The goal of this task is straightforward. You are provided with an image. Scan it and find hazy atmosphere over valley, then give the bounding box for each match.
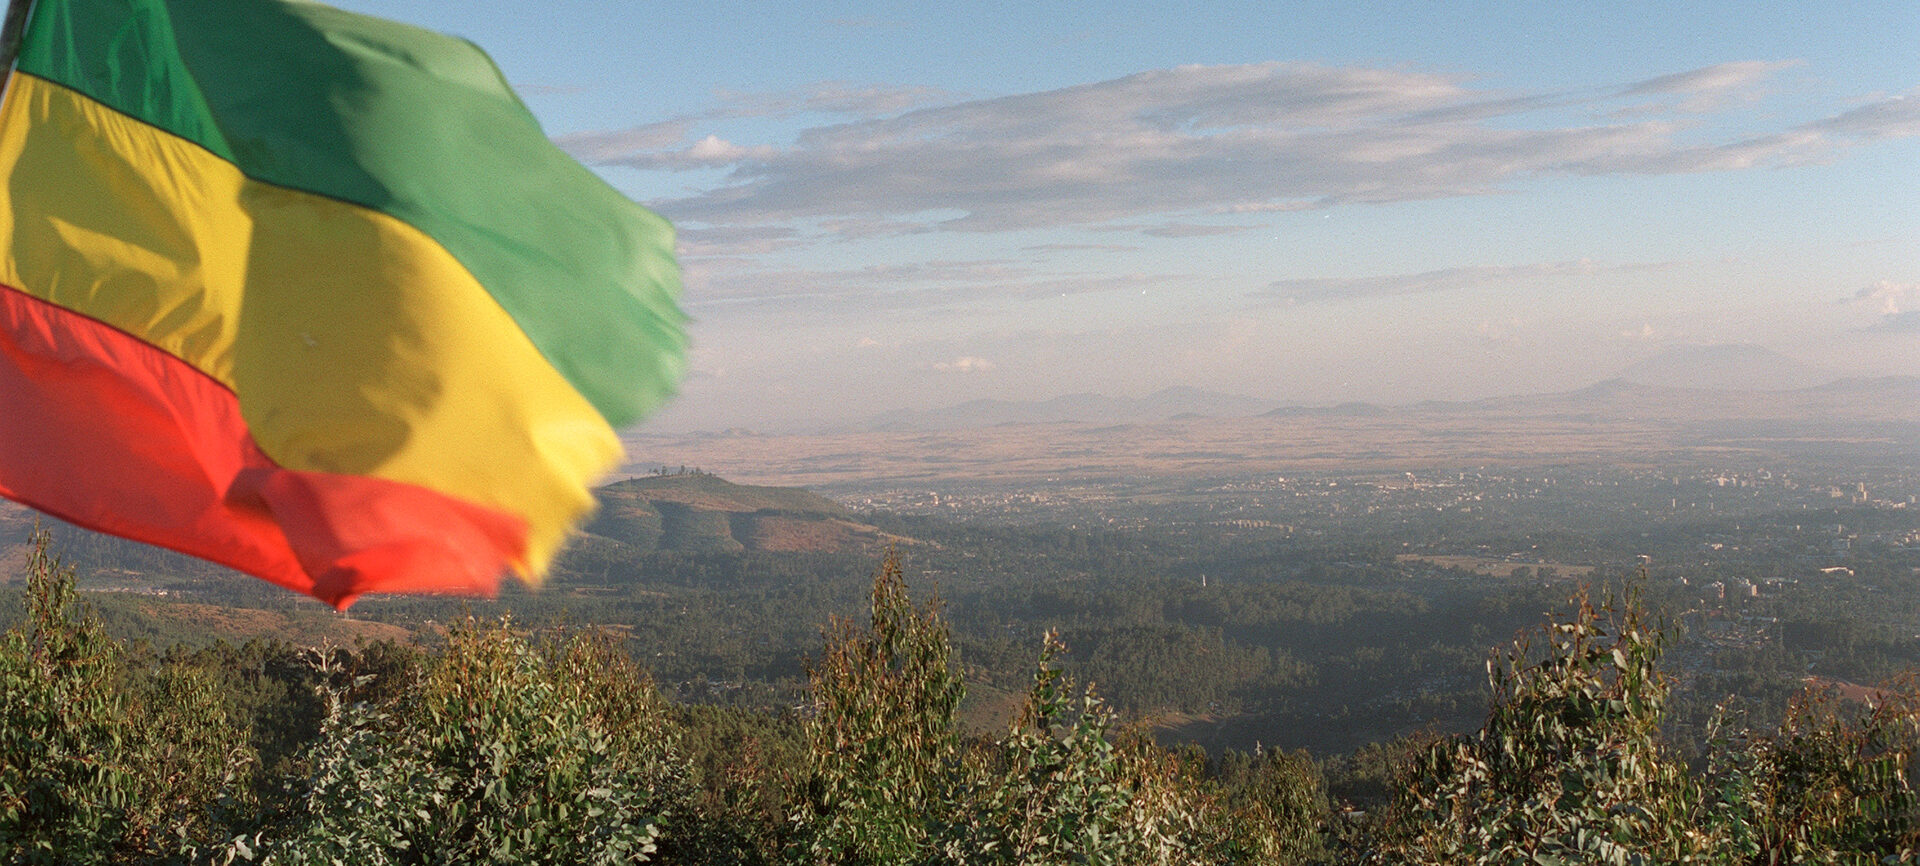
[6,2,1920,858]
[334,0,1920,432]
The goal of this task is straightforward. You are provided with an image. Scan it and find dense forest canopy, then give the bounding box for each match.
[0,534,1915,863]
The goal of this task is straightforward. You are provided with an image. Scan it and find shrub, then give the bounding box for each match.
[1364,584,1703,863]
[0,529,251,864]
[945,631,1325,866]
[792,551,963,864]
[794,554,1328,865]
[1697,683,1920,863]
[239,620,690,865]
[1357,580,1920,864]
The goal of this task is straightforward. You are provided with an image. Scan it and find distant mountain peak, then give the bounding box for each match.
[1615,344,1838,392]
[1574,378,1646,396]
[1146,384,1217,399]
[1261,400,1387,419]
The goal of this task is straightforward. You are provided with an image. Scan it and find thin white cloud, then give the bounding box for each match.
[1140,223,1253,238]
[932,356,997,373]
[1850,280,1919,315]
[558,59,1917,349]
[1809,88,1920,140]
[1850,281,1920,332]
[1619,323,1658,341]
[1022,242,1140,252]
[715,82,958,118]
[1575,128,1833,174]
[561,60,1888,238]
[616,134,780,170]
[815,215,947,239]
[683,259,1029,307]
[660,61,1873,234]
[1624,61,1799,97]
[1265,261,1620,304]
[636,63,1485,229]
[676,225,803,257]
[554,82,956,161]
[554,119,688,162]
[684,261,1183,312]
[1611,61,1804,115]
[1215,199,1321,214]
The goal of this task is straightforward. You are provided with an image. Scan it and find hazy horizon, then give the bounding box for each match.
[334,1,1918,433]
[641,341,1913,434]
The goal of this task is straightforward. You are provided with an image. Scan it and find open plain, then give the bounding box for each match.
[625,378,1920,495]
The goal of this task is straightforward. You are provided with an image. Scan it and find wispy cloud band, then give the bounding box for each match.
[567,62,1915,238]
[1265,260,1675,304]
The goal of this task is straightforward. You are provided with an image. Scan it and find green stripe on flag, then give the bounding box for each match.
[14,0,234,159]
[19,0,685,428]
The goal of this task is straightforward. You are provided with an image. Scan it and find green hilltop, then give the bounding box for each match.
[581,472,904,555]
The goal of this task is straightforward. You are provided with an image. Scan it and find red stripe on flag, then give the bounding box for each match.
[0,284,528,608]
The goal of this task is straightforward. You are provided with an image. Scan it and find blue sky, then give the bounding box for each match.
[338,0,1918,431]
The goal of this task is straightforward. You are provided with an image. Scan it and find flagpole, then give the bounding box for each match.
[0,0,32,74]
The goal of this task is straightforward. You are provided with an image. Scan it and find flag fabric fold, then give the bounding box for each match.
[0,0,685,607]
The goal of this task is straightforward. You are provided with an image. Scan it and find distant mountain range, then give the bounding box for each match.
[848,345,1893,432]
[578,473,902,555]
[1236,375,1917,428]
[632,374,1917,492]
[857,386,1277,431]
[1457,374,1918,419]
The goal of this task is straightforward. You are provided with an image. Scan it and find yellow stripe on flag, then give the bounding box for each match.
[0,73,619,574]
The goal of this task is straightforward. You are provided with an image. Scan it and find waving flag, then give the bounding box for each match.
[0,0,685,607]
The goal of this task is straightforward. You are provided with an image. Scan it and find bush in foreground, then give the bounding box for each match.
[792,552,1327,866]
[235,621,691,865]
[0,537,1915,864]
[0,531,250,864]
[1359,583,1920,864]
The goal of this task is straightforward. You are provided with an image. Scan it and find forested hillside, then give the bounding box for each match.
[8,460,1919,765]
[1,532,1915,864]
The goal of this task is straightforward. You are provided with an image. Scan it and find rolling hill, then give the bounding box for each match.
[581,472,904,555]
